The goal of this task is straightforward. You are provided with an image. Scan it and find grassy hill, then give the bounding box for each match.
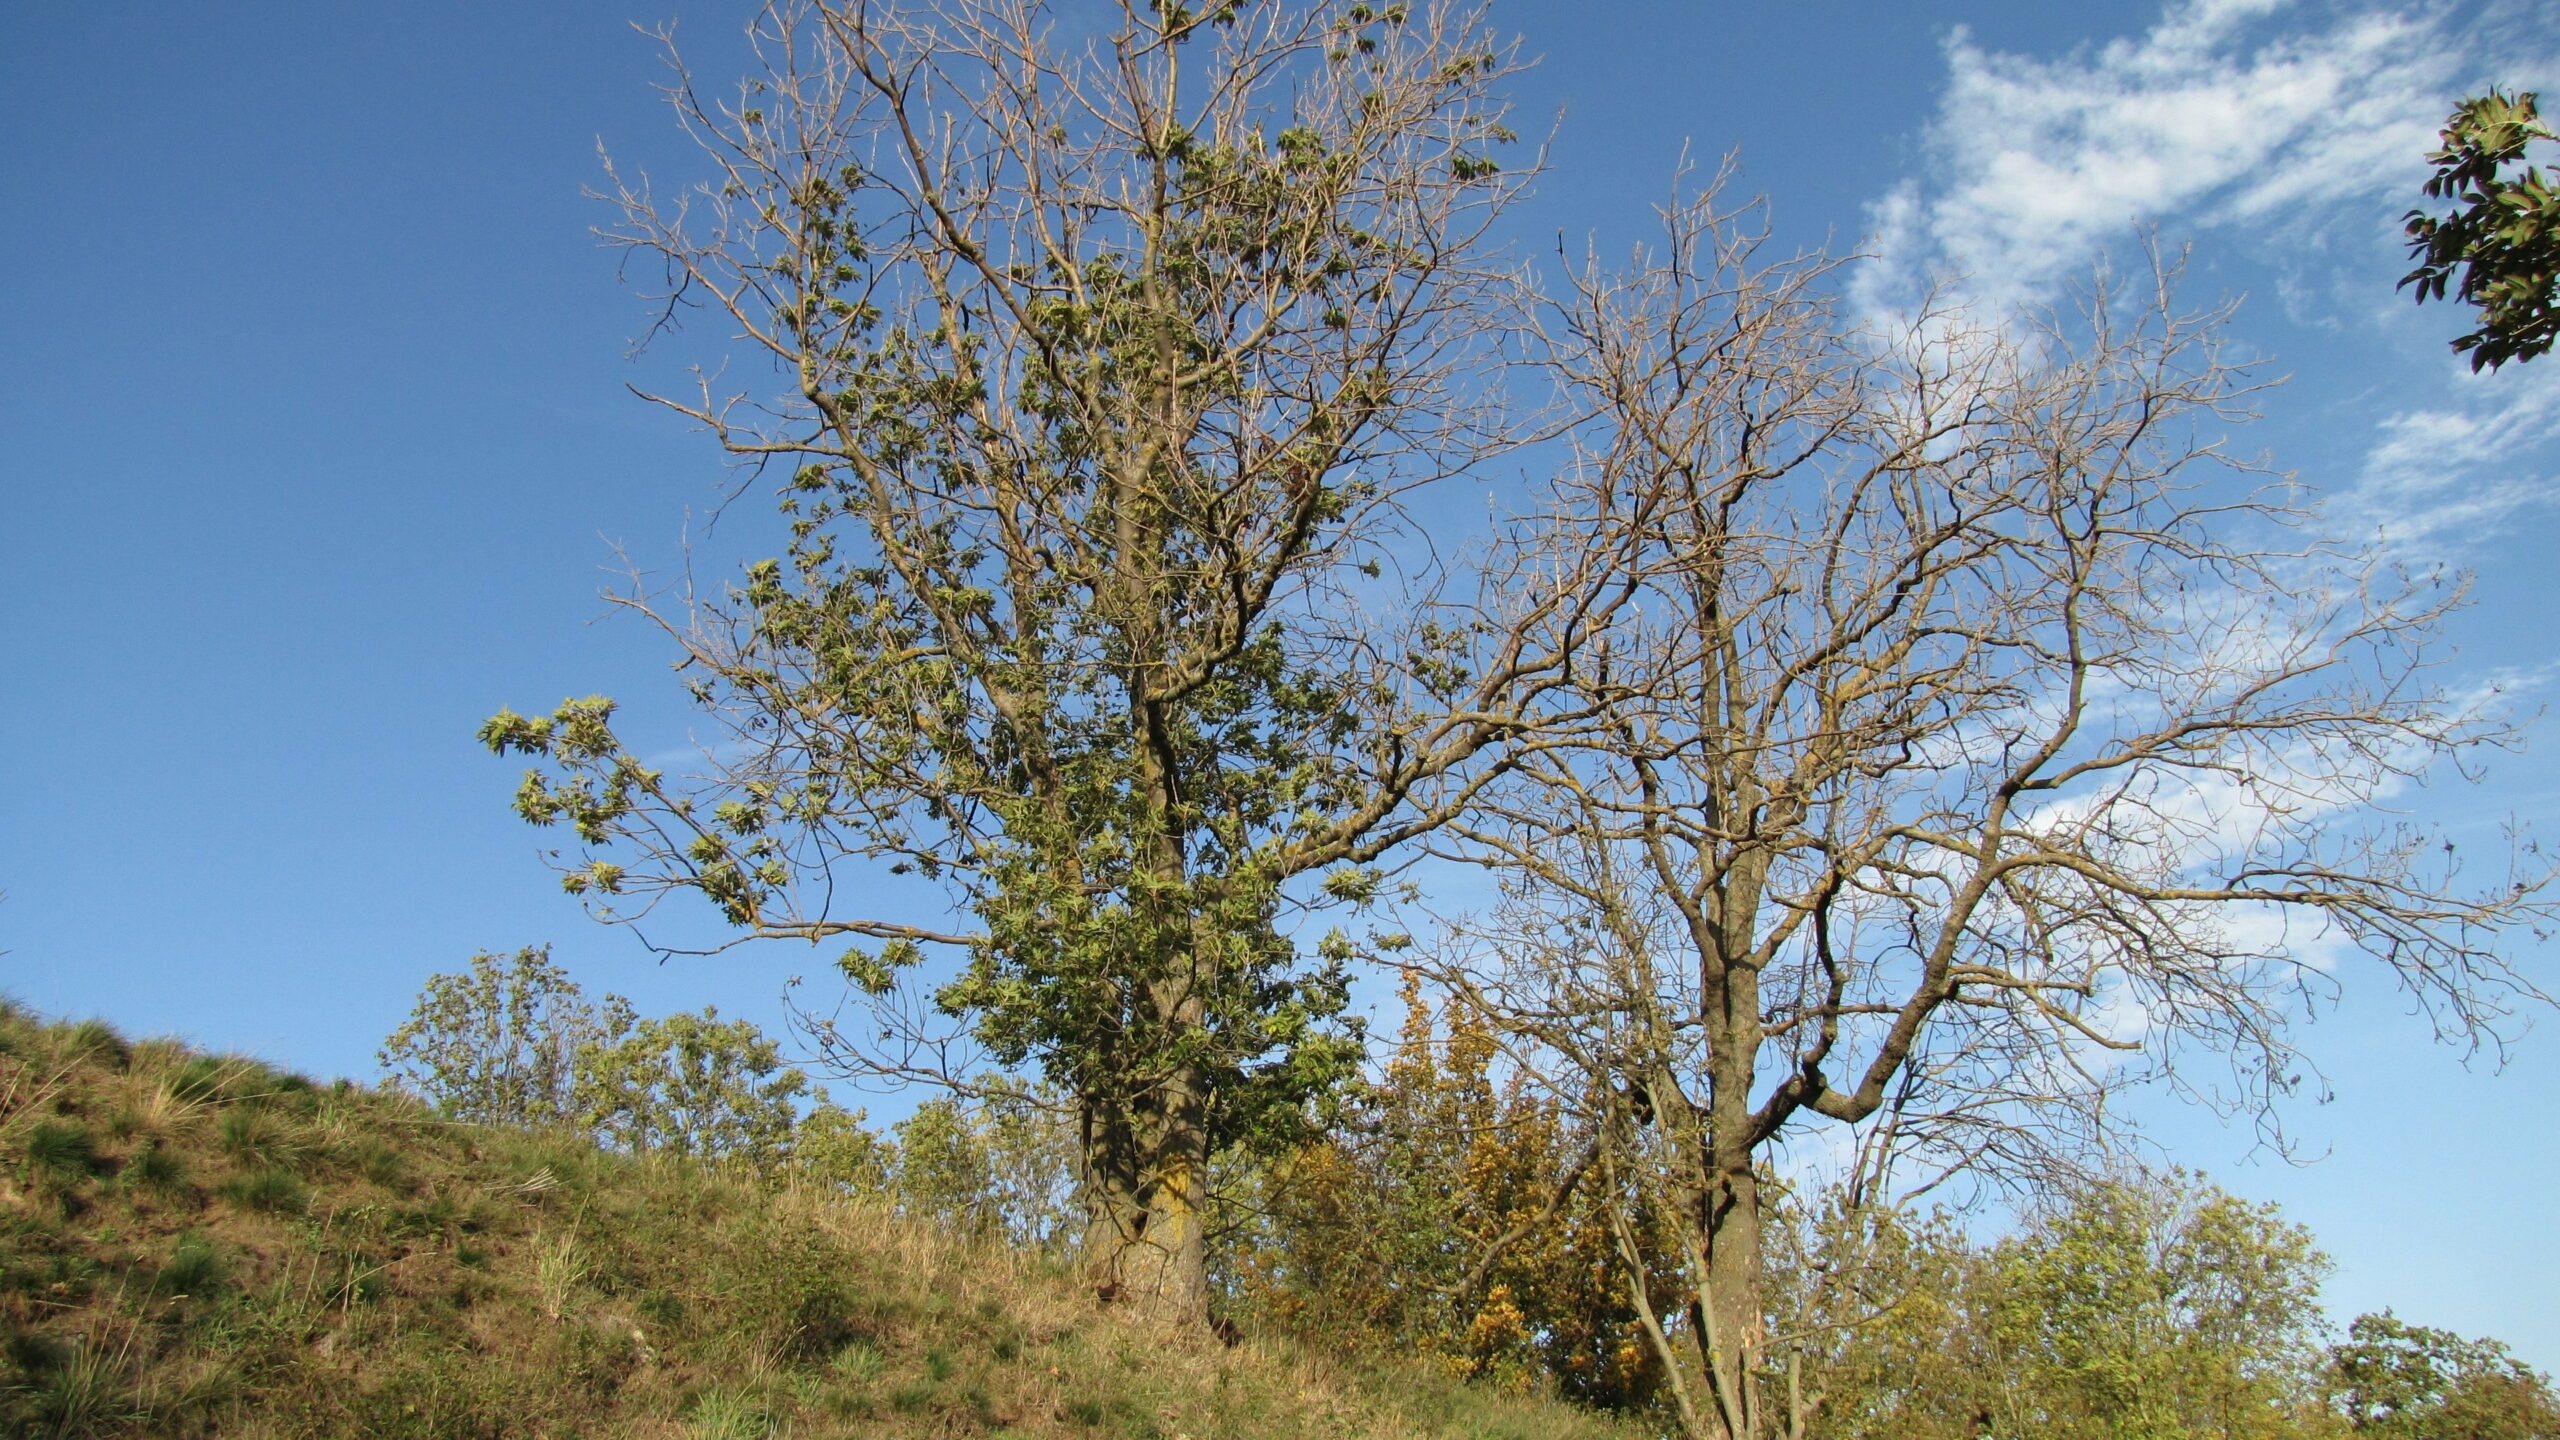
[0,1002,1637,1440]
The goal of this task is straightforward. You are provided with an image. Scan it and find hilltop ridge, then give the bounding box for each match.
[0,1001,1635,1440]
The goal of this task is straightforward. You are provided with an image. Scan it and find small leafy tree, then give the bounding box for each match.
[891,1098,997,1233]
[977,1091,1083,1251]
[886,1092,1080,1247]
[2330,1311,2560,1440]
[1766,1172,2336,1440]
[572,1005,808,1165]
[1982,1172,2332,1440]
[1235,978,1666,1408]
[794,1101,897,1194]
[378,947,627,1126]
[1760,1196,1989,1440]
[2404,88,2560,371]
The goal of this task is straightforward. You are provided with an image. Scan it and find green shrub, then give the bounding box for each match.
[718,1223,864,1364]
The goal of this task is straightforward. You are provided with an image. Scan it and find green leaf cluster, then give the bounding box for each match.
[2404,88,2560,370]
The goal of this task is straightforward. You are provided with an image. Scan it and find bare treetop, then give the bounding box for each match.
[1425,183,2557,1440]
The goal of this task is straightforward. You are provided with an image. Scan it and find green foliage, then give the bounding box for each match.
[2405,88,2560,370]
[1238,1097,2408,1440]
[887,1094,1080,1248]
[2329,1311,2560,1439]
[1755,1170,2344,1440]
[571,1005,806,1164]
[793,1101,897,1195]
[1980,1172,2331,1439]
[377,945,627,1127]
[892,1098,998,1233]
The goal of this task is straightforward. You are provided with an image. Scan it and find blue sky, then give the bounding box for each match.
[5,0,2556,1365]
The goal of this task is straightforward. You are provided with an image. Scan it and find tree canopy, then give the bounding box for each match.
[481,0,1633,1320]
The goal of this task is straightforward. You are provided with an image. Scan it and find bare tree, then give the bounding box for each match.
[481,0,1633,1322]
[1428,183,2557,1439]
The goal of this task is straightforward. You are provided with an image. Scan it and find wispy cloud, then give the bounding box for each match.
[2343,363,2560,542]
[1859,0,2560,549]
[1855,0,2467,315]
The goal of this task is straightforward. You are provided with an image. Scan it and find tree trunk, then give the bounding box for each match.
[1692,868,1769,1440]
[1696,1142,1768,1440]
[1078,1059,1213,1323]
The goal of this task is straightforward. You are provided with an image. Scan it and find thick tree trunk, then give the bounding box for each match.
[1695,1142,1768,1440]
[1691,859,1769,1440]
[1078,1063,1213,1323]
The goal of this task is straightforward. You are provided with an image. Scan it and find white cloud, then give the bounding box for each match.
[2343,362,2560,543]
[1855,0,2469,317]
[1858,0,2560,549]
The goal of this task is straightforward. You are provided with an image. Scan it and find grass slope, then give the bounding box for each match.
[0,1003,1636,1439]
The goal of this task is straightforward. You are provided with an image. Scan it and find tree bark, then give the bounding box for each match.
[1077,1020,1213,1323]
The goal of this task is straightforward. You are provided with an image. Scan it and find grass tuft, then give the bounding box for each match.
[220,1163,308,1215]
[216,1104,309,1168]
[168,1055,234,1103]
[155,1233,228,1299]
[19,1327,146,1438]
[684,1388,775,1440]
[62,1018,131,1071]
[119,1142,185,1196]
[534,1229,587,1321]
[23,1117,103,1182]
[831,1338,884,1383]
